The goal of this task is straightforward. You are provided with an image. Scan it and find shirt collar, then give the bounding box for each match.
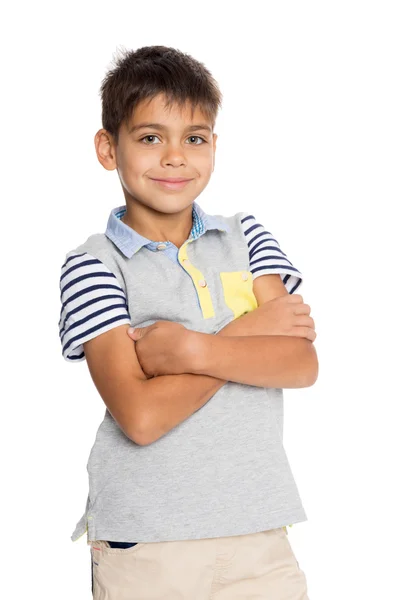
[105,201,230,258]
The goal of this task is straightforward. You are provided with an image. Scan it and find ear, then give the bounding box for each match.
[94,128,117,171]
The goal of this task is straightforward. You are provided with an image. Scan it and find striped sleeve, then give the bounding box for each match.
[240,213,303,294]
[58,251,131,362]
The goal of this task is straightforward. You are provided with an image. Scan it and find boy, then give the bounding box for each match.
[59,45,318,599]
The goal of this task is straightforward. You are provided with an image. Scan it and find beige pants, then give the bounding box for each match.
[89,526,309,599]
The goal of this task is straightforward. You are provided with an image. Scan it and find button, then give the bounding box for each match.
[156,244,167,251]
[241,272,249,281]
[199,279,207,287]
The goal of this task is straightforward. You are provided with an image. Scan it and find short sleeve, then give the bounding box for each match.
[240,212,303,294]
[58,251,131,362]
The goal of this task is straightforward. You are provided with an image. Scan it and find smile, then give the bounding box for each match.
[150,179,193,190]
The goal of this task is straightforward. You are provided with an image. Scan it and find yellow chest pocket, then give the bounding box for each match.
[219,270,258,320]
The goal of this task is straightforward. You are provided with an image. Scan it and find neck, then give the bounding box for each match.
[120,200,193,247]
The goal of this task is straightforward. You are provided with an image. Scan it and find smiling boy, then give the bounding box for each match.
[59,45,317,599]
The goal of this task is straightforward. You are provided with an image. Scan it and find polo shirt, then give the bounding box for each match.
[58,200,307,543]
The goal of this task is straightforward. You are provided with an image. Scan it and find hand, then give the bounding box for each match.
[254,294,316,341]
[126,321,198,378]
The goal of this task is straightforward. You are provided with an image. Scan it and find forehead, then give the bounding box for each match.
[130,93,209,127]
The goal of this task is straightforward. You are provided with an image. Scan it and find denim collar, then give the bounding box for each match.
[105,201,230,258]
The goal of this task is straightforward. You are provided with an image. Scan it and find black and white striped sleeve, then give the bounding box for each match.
[240,213,303,294]
[58,251,132,362]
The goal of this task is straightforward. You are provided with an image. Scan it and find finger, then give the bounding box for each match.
[275,294,303,305]
[287,294,303,303]
[127,327,143,340]
[293,316,315,329]
[299,327,317,342]
[128,323,157,338]
[309,329,317,342]
[290,326,317,340]
[293,303,311,315]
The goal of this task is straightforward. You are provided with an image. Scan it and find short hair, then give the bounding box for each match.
[99,45,223,144]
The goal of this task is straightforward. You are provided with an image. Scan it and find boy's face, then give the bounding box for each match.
[95,93,217,215]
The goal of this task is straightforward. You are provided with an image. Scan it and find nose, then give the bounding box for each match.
[161,143,187,168]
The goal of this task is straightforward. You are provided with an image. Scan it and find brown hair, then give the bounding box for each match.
[99,45,223,144]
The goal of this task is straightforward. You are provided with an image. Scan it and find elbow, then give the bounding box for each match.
[124,381,156,446]
[127,409,153,446]
[129,429,150,446]
[130,411,162,447]
[133,429,160,447]
[299,341,319,388]
[129,417,153,446]
[300,367,318,388]
[132,418,169,447]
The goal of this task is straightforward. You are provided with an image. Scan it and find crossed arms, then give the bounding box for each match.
[84,274,319,445]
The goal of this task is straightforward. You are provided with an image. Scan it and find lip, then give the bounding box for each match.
[151,177,192,182]
[150,177,193,190]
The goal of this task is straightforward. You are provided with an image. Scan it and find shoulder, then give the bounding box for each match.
[72,233,116,262]
[58,238,131,363]
[63,233,129,289]
[204,210,250,235]
[208,210,261,231]
[233,210,304,294]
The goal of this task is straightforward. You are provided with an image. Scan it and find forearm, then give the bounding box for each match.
[135,370,224,444]
[215,307,273,338]
[136,310,268,444]
[191,334,317,389]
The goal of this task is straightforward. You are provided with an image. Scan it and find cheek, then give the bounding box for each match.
[121,151,152,177]
[194,151,214,173]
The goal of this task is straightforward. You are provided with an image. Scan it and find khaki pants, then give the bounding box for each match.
[89,526,309,599]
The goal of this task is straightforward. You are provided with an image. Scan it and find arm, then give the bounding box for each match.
[189,333,317,389]
[136,275,317,444]
[84,275,314,446]
[61,253,304,445]
[186,274,318,387]
[84,322,224,446]
[129,306,271,445]
[84,315,249,446]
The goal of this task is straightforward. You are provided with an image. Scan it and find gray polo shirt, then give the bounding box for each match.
[58,201,307,543]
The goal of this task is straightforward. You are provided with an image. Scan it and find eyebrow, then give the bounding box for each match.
[128,122,212,135]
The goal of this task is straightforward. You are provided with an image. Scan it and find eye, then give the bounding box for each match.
[140,135,161,145]
[187,136,207,145]
[139,135,207,145]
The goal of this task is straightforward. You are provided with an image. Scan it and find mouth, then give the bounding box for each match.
[150,178,193,190]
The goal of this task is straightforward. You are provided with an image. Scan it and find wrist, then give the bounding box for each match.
[184,331,211,374]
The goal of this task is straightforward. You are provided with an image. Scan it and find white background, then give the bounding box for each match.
[2,1,399,598]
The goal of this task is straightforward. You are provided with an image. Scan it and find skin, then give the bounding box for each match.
[128,294,317,381]
[94,93,217,248]
[94,93,220,372]
[94,94,317,384]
